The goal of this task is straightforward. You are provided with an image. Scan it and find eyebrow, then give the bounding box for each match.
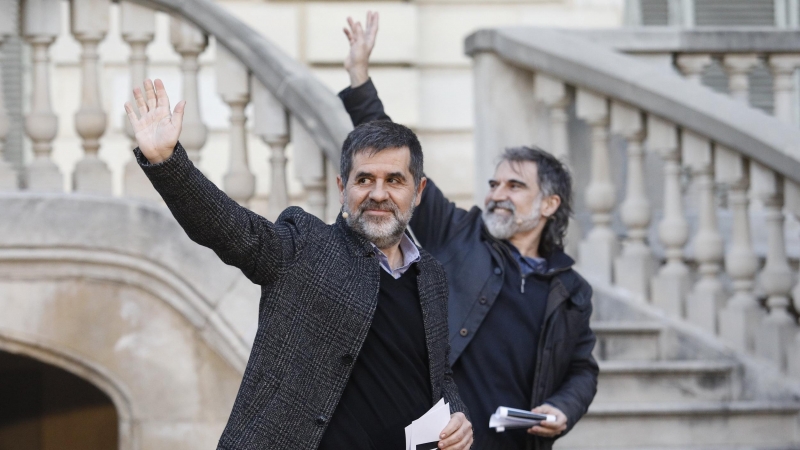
[489,178,528,187]
[354,171,408,181]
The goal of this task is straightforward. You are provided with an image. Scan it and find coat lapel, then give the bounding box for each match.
[415,251,445,405]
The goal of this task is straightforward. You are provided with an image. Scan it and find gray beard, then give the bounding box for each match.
[344,195,415,249]
[482,196,542,240]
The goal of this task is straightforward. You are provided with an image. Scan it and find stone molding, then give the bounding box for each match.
[574,28,800,54]
[465,27,800,184]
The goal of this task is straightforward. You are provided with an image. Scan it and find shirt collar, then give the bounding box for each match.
[371,233,421,279]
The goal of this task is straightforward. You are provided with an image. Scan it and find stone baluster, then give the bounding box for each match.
[683,132,724,332]
[716,148,762,352]
[23,0,62,191]
[649,117,689,318]
[71,0,111,194]
[217,46,254,205]
[534,74,580,257]
[252,77,289,221]
[291,115,327,220]
[0,16,15,191]
[753,165,796,371]
[576,89,618,283]
[170,16,208,165]
[120,1,158,200]
[722,54,760,105]
[675,54,713,84]
[769,54,800,124]
[611,102,652,301]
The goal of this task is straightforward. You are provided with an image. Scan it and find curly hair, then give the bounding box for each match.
[499,146,573,257]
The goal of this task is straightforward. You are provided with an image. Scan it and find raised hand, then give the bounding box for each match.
[343,11,379,88]
[124,79,185,164]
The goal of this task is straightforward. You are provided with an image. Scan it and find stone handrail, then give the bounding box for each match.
[129,0,352,168]
[465,27,800,183]
[575,27,800,53]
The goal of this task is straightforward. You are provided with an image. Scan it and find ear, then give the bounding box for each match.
[541,194,561,219]
[415,177,427,207]
[337,175,345,205]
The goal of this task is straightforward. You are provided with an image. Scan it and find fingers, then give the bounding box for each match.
[124,102,139,126]
[172,100,186,128]
[154,78,170,112]
[367,11,379,43]
[438,414,471,449]
[143,79,157,111]
[343,27,354,44]
[439,416,460,439]
[133,87,148,117]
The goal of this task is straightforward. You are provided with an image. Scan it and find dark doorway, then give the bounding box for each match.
[0,351,118,450]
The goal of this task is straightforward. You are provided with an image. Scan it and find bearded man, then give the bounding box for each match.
[124,79,472,450]
[338,13,598,450]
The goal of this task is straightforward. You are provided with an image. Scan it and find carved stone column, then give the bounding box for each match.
[170,16,208,165]
[120,0,158,200]
[675,54,712,84]
[722,54,760,105]
[768,54,800,125]
[217,46,254,205]
[576,89,618,283]
[611,102,652,300]
[253,77,289,222]
[716,148,762,352]
[23,0,62,191]
[649,117,689,318]
[71,0,111,194]
[753,165,796,371]
[0,20,15,191]
[291,115,326,220]
[684,131,724,332]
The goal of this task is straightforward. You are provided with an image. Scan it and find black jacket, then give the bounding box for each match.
[136,143,467,449]
[339,80,598,449]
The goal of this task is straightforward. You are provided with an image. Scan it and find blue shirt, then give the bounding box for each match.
[371,233,421,279]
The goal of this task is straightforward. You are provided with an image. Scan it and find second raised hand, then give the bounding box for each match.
[343,11,379,88]
[124,78,185,164]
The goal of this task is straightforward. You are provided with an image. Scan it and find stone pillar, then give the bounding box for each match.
[217,47,254,205]
[0,16,15,191]
[716,148,762,352]
[291,115,326,220]
[576,89,618,284]
[120,1,158,200]
[753,164,796,371]
[170,16,208,165]
[611,102,652,300]
[683,131,724,332]
[650,117,689,318]
[769,54,800,125]
[71,0,111,194]
[23,0,62,191]
[675,54,712,84]
[252,77,289,222]
[534,73,580,257]
[722,54,760,105]
[473,52,535,204]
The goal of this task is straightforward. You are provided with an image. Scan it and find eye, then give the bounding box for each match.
[357,178,370,185]
[488,181,498,189]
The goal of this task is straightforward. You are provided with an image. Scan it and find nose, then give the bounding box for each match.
[369,180,389,202]
[490,184,509,203]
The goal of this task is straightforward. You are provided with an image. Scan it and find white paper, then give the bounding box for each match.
[489,406,555,433]
[405,398,451,450]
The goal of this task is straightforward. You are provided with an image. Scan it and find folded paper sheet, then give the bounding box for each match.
[489,406,556,433]
[405,398,451,450]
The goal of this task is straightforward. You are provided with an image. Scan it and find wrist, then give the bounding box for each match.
[349,67,369,88]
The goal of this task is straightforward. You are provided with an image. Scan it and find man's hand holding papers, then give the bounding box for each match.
[404,399,472,450]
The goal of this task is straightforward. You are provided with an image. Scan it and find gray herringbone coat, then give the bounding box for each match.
[137,143,467,450]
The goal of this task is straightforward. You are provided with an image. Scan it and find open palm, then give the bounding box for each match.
[124,79,185,164]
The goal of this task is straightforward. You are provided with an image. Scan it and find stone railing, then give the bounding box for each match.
[467,27,800,376]
[0,0,353,222]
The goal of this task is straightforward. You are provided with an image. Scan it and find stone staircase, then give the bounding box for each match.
[558,287,800,449]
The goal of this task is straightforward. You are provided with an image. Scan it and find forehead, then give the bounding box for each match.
[493,160,539,184]
[350,146,412,175]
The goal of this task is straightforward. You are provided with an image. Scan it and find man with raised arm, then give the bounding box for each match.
[339,13,598,450]
[124,79,472,450]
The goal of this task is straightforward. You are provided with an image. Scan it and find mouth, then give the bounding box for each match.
[491,207,514,215]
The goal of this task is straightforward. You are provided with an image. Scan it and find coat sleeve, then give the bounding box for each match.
[442,343,469,420]
[338,79,391,125]
[136,142,308,286]
[542,283,599,438]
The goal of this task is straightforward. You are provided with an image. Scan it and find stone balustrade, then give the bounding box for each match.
[467,27,800,377]
[0,0,352,222]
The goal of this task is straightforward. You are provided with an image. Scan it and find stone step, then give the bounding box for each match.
[592,321,663,361]
[557,401,800,449]
[595,360,738,403]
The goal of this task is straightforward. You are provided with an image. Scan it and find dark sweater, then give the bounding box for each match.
[319,268,432,450]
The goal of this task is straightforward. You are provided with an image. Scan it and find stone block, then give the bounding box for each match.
[579,232,619,284]
[220,2,301,59]
[417,131,474,202]
[419,68,473,131]
[719,301,764,353]
[755,317,797,371]
[613,250,653,301]
[686,279,726,334]
[305,3,417,64]
[592,322,662,361]
[73,156,112,195]
[650,267,690,319]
